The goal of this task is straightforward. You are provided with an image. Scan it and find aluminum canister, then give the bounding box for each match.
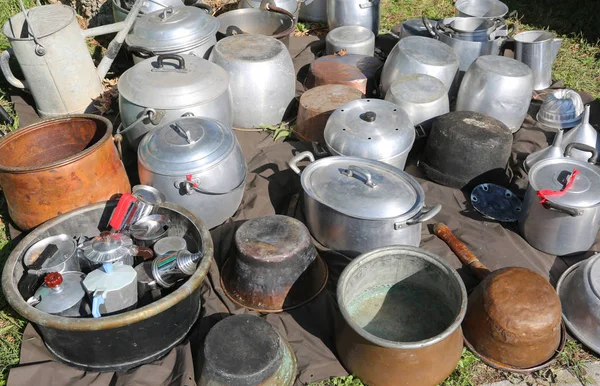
[327,0,380,35]
[130,185,166,224]
[152,250,204,288]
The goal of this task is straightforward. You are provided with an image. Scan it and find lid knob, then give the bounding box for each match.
[44,272,63,288]
[360,111,377,123]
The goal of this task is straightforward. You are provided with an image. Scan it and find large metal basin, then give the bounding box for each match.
[1,200,213,372]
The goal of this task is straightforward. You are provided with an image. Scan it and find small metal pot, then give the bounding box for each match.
[307,54,383,97]
[23,235,80,276]
[324,99,416,170]
[129,214,170,248]
[456,55,533,132]
[84,263,138,318]
[379,36,459,94]
[455,0,508,18]
[519,143,600,256]
[326,25,375,56]
[327,0,380,35]
[210,34,296,129]
[336,246,467,385]
[216,7,296,46]
[28,272,90,317]
[289,152,441,257]
[80,233,153,267]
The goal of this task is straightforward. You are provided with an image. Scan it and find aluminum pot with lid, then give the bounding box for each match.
[125,6,219,63]
[138,116,247,229]
[519,143,600,255]
[118,54,232,149]
[28,272,89,317]
[112,0,185,23]
[289,152,441,257]
[324,99,416,170]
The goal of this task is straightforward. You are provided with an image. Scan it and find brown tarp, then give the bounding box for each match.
[6,36,600,386]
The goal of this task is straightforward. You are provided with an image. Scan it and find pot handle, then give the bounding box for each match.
[340,165,377,188]
[312,141,329,157]
[0,50,27,89]
[151,54,187,72]
[288,151,315,175]
[359,0,379,9]
[126,45,155,59]
[406,204,442,225]
[565,142,598,164]
[116,108,159,135]
[421,15,438,39]
[191,1,213,14]
[264,3,296,40]
[542,201,583,217]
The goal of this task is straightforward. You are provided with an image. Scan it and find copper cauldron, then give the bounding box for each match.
[0,115,131,230]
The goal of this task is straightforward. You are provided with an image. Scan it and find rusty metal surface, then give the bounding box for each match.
[462,267,563,369]
[296,84,364,143]
[0,115,131,230]
[306,54,383,97]
[434,223,491,280]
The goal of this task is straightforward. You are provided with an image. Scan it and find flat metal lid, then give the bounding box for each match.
[327,25,374,45]
[325,99,415,161]
[24,234,76,269]
[125,6,218,52]
[475,55,532,77]
[6,5,74,39]
[398,36,459,67]
[118,54,229,109]
[139,116,235,175]
[301,156,423,220]
[528,157,600,208]
[213,34,286,62]
[387,74,447,104]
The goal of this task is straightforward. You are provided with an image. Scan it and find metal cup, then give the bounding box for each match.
[130,185,166,224]
[151,250,203,288]
[514,30,562,91]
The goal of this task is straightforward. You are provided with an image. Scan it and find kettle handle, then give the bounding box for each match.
[0,50,27,89]
[421,15,438,39]
[565,142,598,163]
[288,151,315,175]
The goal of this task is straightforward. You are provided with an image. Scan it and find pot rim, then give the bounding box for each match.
[1,200,214,331]
[0,114,114,174]
[337,245,468,350]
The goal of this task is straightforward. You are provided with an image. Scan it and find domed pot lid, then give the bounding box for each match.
[32,272,85,314]
[118,54,229,109]
[81,233,134,264]
[300,156,424,221]
[324,99,415,162]
[125,6,219,52]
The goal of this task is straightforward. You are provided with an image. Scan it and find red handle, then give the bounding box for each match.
[109,193,137,230]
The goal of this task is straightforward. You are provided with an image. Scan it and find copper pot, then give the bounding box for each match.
[0,115,131,230]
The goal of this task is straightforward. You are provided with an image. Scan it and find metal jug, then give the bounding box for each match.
[0,0,144,118]
[83,263,138,318]
[514,30,562,91]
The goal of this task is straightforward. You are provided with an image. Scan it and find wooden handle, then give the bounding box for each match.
[433,223,491,281]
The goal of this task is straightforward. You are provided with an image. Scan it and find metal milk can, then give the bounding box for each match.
[0,0,144,118]
[514,30,562,90]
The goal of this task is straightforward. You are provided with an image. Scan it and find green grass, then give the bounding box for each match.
[310,375,366,386]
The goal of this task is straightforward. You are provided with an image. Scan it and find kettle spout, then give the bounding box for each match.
[551,38,563,62]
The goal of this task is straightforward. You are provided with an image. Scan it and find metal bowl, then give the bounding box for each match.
[557,254,600,355]
[536,89,584,129]
[216,8,296,46]
[455,0,508,18]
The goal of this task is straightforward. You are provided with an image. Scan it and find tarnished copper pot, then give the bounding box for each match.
[0,115,131,230]
[336,246,467,386]
[306,54,383,97]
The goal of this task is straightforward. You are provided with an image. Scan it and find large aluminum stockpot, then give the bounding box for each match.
[327,0,380,35]
[288,152,441,257]
[210,34,296,129]
[125,6,218,63]
[1,200,213,371]
[336,246,467,385]
[519,143,600,256]
[456,55,533,133]
[455,0,508,18]
[118,54,232,149]
[138,116,247,229]
[326,25,375,56]
[324,99,416,170]
[216,7,296,46]
[380,36,459,94]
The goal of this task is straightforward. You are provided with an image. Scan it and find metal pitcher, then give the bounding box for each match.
[0,0,144,118]
[514,30,562,91]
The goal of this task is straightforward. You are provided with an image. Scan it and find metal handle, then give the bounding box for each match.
[406,204,442,225]
[264,4,296,39]
[191,1,213,13]
[422,15,438,38]
[116,109,157,134]
[359,0,379,8]
[172,122,197,144]
[127,45,155,58]
[288,151,315,175]
[311,141,329,157]
[341,165,377,188]
[156,54,186,70]
[174,174,245,195]
[159,6,174,19]
[565,142,598,163]
[0,50,27,89]
[19,0,46,56]
[543,201,583,217]
[506,23,516,38]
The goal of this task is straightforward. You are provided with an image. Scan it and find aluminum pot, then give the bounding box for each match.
[28,272,89,317]
[238,0,301,17]
[455,0,508,18]
[210,34,296,129]
[112,0,185,22]
[519,143,600,256]
[216,7,296,47]
[379,36,460,95]
[324,99,416,170]
[336,246,467,385]
[298,0,326,22]
[1,200,213,371]
[138,116,247,229]
[0,115,131,231]
[118,54,232,149]
[557,254,600,355]
[125,6,218,64]
[288,152,441,257]
[327,0,380,35]
[326,25,375,56]
[23,235,80,276]
[456,55,533,132]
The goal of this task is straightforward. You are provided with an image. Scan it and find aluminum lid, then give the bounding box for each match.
[325,99,415,161]
[528,156,600,208]
[138,116,236,175]
[213,34,287,62]
[125,6,219,52]
[386,74,447,104]
[4,5,74,39]
[33,272,85,314]
[537,89,584,129]
[301,156,424,219]
[81,233,134,263]
[24,234,76,269]
[327,25,374,45]
[118,54,229,109]
[398,36,459,67]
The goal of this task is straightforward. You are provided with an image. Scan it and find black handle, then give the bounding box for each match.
[543,201,583,217]
[565,142,598,163]
[127,45,155,58]
[361,111,377,122]
[191,1,213,14]
[421,15,438,38]
[0,105,14,126]
[156,54,186,70]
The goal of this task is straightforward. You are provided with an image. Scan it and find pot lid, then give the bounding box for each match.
[5,5,74,40]
[138,116,236,175]
[528,156,600,208]
[327,25,374,45]
[24,234,76,270]
[324,99,415,161]
[125,6,219,52]
[398,36,459,67]
[33,272,85,314]
[118,54,229,109]
[301,156,424,219]
[81,233,134,263]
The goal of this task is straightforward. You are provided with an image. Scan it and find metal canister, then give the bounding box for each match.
[152,249,204,288]
[306,54,383,97]
[135,261,162,305]
[130,185,166,224]
[153,236,188,257]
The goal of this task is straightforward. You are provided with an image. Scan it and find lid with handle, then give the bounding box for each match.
[31,272,86,314]
[324,99,415,161]
[294,154,424,220]
[117,54,229,109]
[80,233,135,264]
[23,234,76,271]
[125,6,219,52]
[528,143,600,208]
